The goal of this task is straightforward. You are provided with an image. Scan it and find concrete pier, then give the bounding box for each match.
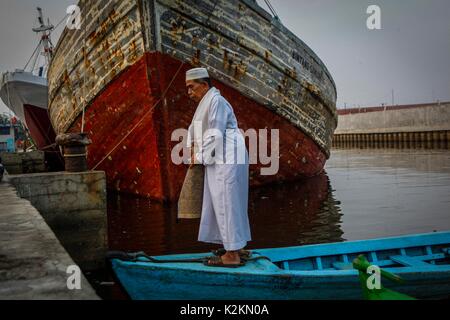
[0,151,46,174]
[0,180,99,299]
[7,171,108,271]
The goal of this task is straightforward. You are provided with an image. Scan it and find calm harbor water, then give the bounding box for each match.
[326,147,450,239]
[89,147,450,299]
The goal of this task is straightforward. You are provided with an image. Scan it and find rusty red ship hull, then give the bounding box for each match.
[48,0,337,201]
[23,104,56,149]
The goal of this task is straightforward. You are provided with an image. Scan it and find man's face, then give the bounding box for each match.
[186,80,209,103]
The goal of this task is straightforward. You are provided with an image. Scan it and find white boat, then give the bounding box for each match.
[0,8,56,150]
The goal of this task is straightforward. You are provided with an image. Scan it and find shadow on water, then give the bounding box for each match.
[89,172,344,299]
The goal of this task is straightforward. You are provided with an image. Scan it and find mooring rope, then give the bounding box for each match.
[23,40,43,72]
[90,1,224,170]
[92,61,185,170]
[53,13,70,31]
[263,0,280,20]
[81,0,89,134]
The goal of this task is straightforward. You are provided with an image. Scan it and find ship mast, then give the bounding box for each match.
[31,7,54,76]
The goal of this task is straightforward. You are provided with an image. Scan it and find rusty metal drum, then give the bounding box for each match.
[56,133,92,173]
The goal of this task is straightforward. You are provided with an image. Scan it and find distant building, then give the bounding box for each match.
[0,120,15,152]
[0,114,28,153]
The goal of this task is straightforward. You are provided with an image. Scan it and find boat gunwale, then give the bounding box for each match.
[110,232,450,277]
[112,258,450,300]
[1,72,48,87]
[112,257,450,278]
[256,232,450,262]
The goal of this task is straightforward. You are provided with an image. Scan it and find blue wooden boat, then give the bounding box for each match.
[109,232,450,300]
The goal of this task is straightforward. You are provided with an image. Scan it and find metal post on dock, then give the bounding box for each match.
[56,133,92,172]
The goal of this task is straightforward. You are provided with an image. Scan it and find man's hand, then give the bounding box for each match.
[189,143,200,168]
[189,150,197,168]
[189,156,195,168]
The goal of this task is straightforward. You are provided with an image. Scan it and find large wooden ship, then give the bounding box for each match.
[48,0,337,201]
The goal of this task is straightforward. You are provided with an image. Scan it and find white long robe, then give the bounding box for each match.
[187,87,251,251]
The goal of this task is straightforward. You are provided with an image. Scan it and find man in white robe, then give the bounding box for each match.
[185,67,251,267]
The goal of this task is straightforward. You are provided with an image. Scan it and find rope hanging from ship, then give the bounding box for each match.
[92,61,186,170]
[263,0,280,21]
[23,40,43,73]
[80,0,91,135]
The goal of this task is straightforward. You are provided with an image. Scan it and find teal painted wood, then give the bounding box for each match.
[110,232,450,300]
[255,232,450,262]
[390,255,432,267]
[332,262,353,270]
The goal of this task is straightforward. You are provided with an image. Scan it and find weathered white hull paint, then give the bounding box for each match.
[0,71,48,122]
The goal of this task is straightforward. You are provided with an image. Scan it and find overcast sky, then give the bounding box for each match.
[0,0,449,116]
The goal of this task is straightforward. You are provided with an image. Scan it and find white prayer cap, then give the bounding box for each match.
[186,67,209,81]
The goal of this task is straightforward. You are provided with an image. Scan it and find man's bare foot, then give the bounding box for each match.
[221,251,241,265]
[206,250,242,267]
[212,248,251,259]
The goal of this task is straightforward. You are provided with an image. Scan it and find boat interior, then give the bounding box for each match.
[258,243,450,272]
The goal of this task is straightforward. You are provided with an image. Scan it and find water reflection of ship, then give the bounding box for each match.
[107,172,344,255]
[246,172,344,248]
